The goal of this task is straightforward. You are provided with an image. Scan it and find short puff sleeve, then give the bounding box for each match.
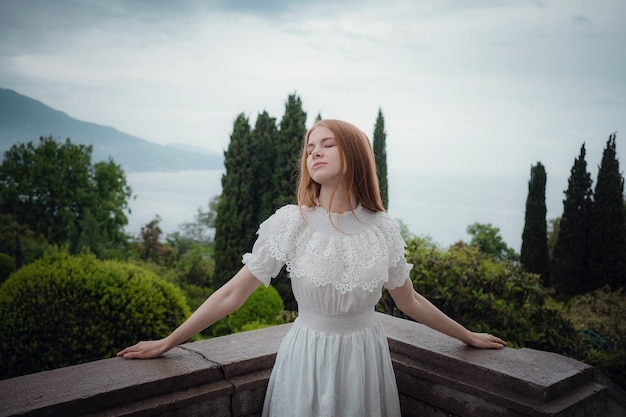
[376,213,413,290]
[242,205,302,286]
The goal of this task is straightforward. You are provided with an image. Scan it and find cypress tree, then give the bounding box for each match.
[520,162,550,285]
[272,94,307,210]
[214,114,256,287]
[589,133,625,290]
[267,95,306,310]
[373,108,389,209]
[251,111,278,224]
[551,144,593,294]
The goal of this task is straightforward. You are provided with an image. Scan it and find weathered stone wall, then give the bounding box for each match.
[1,313,624,417]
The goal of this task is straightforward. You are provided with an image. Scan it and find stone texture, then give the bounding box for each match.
[379,313,626,417]
[0,347,222,417]
[183,324,292,379]
[0,314,624,417]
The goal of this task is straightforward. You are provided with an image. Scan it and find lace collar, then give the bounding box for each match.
[303,204,374,235]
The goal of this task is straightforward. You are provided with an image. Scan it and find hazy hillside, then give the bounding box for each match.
[0,88,223,172]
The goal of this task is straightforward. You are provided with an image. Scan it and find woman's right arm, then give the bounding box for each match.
[117,265,262,359]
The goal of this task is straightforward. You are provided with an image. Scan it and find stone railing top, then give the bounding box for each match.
[378,313,594,402]
[0,313,624,417]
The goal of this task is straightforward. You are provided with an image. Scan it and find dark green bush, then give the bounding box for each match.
[379,238,586,357]
[549,287,626,390]
[205,284,285,337]
[585,350,626,391]
[0,253,15,284]
[229,284,284,332]
[561,286,626,352]
[0,252,190,379]
[209,285,284,337]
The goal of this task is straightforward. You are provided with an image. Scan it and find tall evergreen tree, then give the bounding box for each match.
[551,144,594,294]
[520,162,550,285]
[214,114,257,287]
[272,94,307,210]
[251,111,278,224]
[268,95,306,310]
[373,108,389,209]
[589,133,625,290]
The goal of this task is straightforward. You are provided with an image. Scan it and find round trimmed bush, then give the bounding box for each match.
[228,284,284,332]
[0,252,190,379]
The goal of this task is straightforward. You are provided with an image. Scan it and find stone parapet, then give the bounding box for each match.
[1,314,624,417]
[377,314,625,417]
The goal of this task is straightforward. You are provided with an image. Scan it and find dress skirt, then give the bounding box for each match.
[261,307,401,417]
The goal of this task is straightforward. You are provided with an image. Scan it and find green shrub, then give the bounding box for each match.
[0,252,191,379]
[549,287,626,390]
[0,253,15,284]
[585,350,626,391]
[561,286,626,352]
[228,285,284,333]
[179,283,213,312]
[239,320,275,332]
[380,238,586,357]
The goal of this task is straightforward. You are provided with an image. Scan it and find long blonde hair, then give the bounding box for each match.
[296,119,385,213]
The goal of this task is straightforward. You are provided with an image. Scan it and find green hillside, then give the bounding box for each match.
[0,88,223,172]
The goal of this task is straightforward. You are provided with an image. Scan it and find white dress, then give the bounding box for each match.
[242,204,412,417]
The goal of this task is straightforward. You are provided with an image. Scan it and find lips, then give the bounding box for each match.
[312,162,326,169]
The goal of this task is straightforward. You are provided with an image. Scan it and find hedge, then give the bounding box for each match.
[0,252,190,379]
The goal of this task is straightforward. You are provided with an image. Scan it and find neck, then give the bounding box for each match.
[318,186,357,213]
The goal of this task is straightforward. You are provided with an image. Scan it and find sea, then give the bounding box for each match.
[124,169,569,252]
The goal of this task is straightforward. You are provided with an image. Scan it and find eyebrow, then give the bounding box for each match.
[306,136,335,148]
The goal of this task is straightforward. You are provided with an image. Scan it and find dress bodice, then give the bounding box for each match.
[243,204,412,315]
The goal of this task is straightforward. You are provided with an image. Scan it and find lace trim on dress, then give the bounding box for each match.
[257,205,409,294]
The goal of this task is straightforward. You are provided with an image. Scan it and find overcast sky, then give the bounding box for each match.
[1,0,625,247]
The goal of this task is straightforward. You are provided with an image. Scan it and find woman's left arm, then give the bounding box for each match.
[388,278,507,349]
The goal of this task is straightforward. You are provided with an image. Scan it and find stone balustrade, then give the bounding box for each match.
[1,313,624,417]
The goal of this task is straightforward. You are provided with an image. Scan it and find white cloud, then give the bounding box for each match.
[1,0,625,246]
[0,0,626,248]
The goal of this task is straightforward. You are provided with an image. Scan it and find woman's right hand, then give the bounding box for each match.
[117,267,262,361]
[117,339,169,359]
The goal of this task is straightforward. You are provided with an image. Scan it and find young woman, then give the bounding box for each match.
[118,119,506,417]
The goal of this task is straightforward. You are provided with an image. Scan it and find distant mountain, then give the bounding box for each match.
[0,88,223,172]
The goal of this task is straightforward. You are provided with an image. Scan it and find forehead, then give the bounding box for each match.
[307,126,335,145]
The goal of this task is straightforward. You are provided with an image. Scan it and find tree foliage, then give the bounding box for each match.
[551,144,594,294]
[92,157,133,245]
[466,222,519,262]
[269,96,307,310]
[0,253,15,284]
[214,114,258,287]
[373,108,389,209]
[0,215,47,269]
[178,195,219,244]
[272,94,307,209]
[138,216,173,265]
[589,133,625,290]
[0,137,131,252]
[520,162,550,285]
[0,252,190,379]
[252,111,279,224]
